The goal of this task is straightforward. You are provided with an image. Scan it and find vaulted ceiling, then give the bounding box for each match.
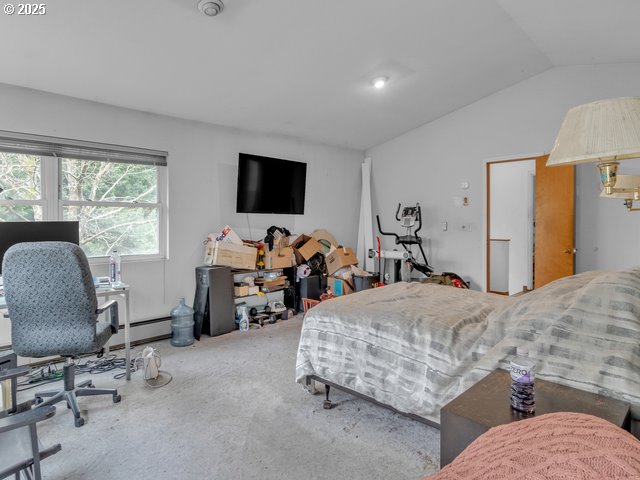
[1,0,639,150]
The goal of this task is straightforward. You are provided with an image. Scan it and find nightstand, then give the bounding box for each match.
[440,369,631,467]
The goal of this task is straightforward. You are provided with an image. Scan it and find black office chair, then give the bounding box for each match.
[2,242,122,427]
[0,365,61,480]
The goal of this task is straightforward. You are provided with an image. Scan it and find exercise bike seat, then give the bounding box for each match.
[396,235,422,245]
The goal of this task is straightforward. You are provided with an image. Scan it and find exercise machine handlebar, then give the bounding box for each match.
[413,205,423,237]
[376,214,400,243]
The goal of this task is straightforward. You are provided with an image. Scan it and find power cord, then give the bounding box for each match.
[76,354,128,376]
[17,362,63,391]
[14,349,172,390]
[16,354,132,391]
[246,213,253,241]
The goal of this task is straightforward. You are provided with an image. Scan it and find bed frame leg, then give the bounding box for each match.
[302,376,317,394]
[323,384,332,409]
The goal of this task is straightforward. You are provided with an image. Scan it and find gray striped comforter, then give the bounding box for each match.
[295,269,640,429]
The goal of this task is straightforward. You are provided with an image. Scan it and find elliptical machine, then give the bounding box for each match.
[374,203,469,288]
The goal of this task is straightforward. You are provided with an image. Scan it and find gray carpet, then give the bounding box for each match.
[23,316,440,480]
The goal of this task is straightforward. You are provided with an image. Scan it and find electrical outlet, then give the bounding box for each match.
[461,224,472,232]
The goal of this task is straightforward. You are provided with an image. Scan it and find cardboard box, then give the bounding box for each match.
[265,246,294,269]
[215,225,243,245]
[326,247,358,276]
[254,276,287,290]
[234,284,250,296]
[211,241,257,270]
[255,276,287,292]
[327,277,353,296]
[290,234,322,264]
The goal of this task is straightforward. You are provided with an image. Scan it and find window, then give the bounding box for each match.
[0,152,43,221]
[0,132,167,258]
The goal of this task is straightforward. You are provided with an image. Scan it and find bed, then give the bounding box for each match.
[425,412,640,479]
[295,268,640,434]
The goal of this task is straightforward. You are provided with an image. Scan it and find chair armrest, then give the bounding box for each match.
[97,299,119,334]
[0,405,56,434]
[0,366,30,382]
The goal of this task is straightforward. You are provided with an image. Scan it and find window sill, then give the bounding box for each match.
[89,255,166,265]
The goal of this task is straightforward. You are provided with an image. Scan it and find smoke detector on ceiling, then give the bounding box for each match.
[198,0,224,16]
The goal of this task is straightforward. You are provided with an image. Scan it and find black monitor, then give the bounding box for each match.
[0,221,80,274]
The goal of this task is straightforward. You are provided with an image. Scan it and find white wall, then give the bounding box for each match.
[367,64,640,290]
[489,160,535,295]
[0,83,363,344]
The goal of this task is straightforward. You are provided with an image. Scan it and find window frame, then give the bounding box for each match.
[1,153,167,262]
[56,157,167,262]
[0,153,46,221]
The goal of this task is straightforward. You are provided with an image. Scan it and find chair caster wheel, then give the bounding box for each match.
[113,394,122,403]
[323,400,332,410]
[35,397,43,405]
[75,417,85,427]
[66,402,71,409]
[88,383,95,388]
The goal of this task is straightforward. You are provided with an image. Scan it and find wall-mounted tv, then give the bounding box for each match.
[236,153,307,215]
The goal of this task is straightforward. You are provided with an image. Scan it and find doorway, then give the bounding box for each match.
[487,158,536,295]
[486,155,575,295]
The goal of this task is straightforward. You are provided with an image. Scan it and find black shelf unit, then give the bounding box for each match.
[232,266,297,310]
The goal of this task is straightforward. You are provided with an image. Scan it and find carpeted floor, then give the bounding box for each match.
[22,316,440,480]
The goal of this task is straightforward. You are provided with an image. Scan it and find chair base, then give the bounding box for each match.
[34,361,121,427]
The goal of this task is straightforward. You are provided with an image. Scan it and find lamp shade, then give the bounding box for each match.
[547,97,640,166]
[599,174,640,198]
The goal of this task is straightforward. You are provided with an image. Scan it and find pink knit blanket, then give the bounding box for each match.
[428,412,640,479]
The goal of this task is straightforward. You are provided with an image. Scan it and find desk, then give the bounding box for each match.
[0,284,132,381]
[95,284,131,381]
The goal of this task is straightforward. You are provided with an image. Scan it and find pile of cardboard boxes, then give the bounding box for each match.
[266,233,373,299]
[203,226,375,305]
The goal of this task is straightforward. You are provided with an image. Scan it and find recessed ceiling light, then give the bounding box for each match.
[198,0,224,16]
[372,76,389,89]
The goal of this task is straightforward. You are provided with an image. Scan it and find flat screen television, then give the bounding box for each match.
[236,153,307,215]
[0,221,80,274]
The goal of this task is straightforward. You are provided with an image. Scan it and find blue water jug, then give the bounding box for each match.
[170,297,195,347]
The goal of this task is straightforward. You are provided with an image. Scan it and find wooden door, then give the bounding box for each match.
[534,155,575,288]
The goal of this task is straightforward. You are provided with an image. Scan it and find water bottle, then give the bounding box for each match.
[510,347,535,414]
[109,249,122,286]
[170,297,195,347]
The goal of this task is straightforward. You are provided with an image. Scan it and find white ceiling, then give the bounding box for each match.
[0,0,639,150]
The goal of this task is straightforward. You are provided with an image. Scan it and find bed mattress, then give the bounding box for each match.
[295,282,513,424]
[295,269,640,428]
